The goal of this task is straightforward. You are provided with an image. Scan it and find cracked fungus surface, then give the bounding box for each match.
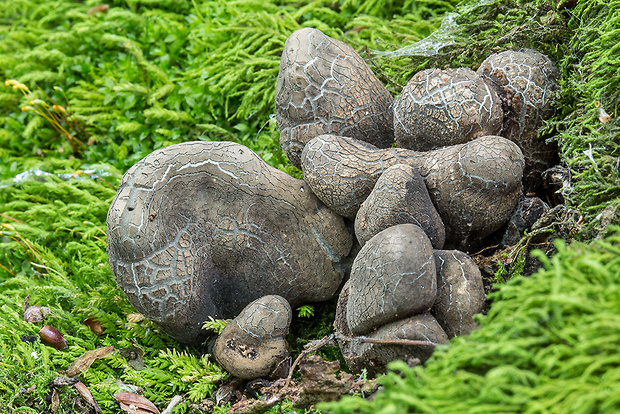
[354,163,445,249]
[335,280,447,376]
[432,250,485,338]
[346,224,437,336]
[214,295,292,380]
[276,28,394,167]
[395,68,503,151]
[106,141,351,344]
[302,134,524,246]
[477,49,560,187]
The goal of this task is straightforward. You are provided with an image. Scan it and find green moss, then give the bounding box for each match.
[549,0,620,225]
[0,0,457,173]
[322,229,620,413]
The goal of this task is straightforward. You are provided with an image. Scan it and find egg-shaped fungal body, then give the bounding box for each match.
[106,141,352,345]
[346,224,437,335]
[214,295,292,379]
[394,68,503,151]
[275,28,394,167]
[431,250,485,338]
[354,163,445,249]
[477,49,560,189]
[335,280,448,376]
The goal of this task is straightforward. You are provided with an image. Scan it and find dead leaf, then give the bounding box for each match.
[74,381,103,414]
[114,392,160,414]
[65,345,115,377]
[83,317,104,335]
[51,389,60,413]
[227,355,377,413]
[87,4,109,15]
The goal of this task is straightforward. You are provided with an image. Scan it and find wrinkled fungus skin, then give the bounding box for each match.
[477,49,560,188]
[107,141,352,345]
[346,224,437,335]
[214,295,292,379]
[355,163,445,249]
[394,68,503,151]
[432,250,485,338]
[335,280,448,376]
[275,28,394,167]
[302,134,524,247]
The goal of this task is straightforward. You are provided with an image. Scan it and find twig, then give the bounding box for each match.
[283,332,437,389]
[354,337,438,347]
[161,395,183,414]
[284,334,335,389]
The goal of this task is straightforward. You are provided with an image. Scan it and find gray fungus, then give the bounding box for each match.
[107,29,560,378]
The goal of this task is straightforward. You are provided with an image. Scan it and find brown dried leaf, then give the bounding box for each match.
[74,381,103,414]
[114,392,160,414]
[227,355,378,413]
[87,4,109,15]
[83,317,104,335]
[51,389,60,413]
[65,345,115,377]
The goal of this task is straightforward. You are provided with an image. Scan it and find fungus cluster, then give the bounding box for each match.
[107,27,559,380]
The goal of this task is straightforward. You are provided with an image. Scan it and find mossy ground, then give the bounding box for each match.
[0,0,618,413]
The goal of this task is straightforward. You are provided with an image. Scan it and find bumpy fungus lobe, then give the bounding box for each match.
[394,68,503,151]
[355,163,445,249]
[275,28,394,167]
[432,250,485,338]
[477,49,560,188]
[214,295,292,379]
[107,141,352,345]
[501,196,549,247]
[347,224,437,335]
[335,280,448,376]
[302,134,524,246]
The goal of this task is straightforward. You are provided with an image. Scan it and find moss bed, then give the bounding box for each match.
[0,0,618,413]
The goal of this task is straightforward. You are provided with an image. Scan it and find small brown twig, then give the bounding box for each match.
[353,337,438,347]
[283,332,437,389]
[284,334,336,389]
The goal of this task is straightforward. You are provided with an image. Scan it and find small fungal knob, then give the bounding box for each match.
[354,163,445,249]
[431,250,485,338]
[394,68,503,151]
[214,295,292,379]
